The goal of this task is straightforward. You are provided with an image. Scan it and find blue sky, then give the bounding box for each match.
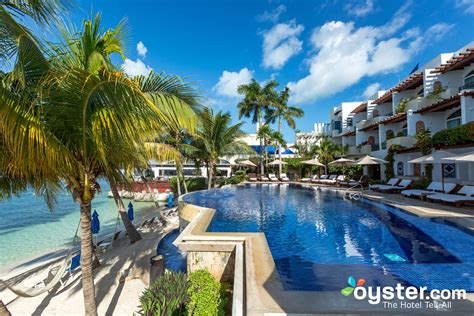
[72,0,474,141]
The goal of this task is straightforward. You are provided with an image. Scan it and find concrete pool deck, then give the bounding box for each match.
[176,183,474,315]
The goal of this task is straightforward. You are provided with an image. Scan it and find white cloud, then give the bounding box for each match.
[122,58,153,77]
[456,0,474,14]
[137,41,148,57]
[257,4,286,23]
[363,83,381,98]
[262,21,304,70]
[345,0,375,17]
[213,68,253,98]
[287,3,451,104]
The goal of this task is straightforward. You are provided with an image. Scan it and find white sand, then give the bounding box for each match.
[0,208,178,316]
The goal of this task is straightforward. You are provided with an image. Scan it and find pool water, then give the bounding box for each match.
[182,184,474,292]
[157,229,187,272]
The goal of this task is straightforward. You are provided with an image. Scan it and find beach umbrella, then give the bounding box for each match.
[91,209,100,235]
[168,192,173,208]
[442,151,474,163]
[127,202,134,222]
[301,158,325,166]
[355,155,388,165]
[329,157,355,176]
[266,159,287,166]
[409,150,454,191]
[240,159,257,167]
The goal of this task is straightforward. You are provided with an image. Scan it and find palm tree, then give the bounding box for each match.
[187,107,250,189]
[311,137,336,174]
[237,79,278,175]
[266,87,303,173]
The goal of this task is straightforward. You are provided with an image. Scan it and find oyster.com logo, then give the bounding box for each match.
[341,276,365,296]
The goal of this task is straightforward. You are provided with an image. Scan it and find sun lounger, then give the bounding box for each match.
[426,185,474,206]
[377,179,412,193]
[340,175,367,187]
[312,175,328,183]
[280,173,290,182]
[247,173,257,182]
[401,182,456,199]
[259,175,269,181]
[322,175,345,185]
[319,175,338,184]
[268,173,279,182]
[301,175,317,182]
[370,178,400,190]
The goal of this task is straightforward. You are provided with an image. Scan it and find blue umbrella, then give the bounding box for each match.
[91,210,100,235]
[168,192,173,208]
[128,202,134,222]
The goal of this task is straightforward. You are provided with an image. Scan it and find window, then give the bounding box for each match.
[464,70,474,85]
[415,121,425,133]
[372,109,379,117]
[446,109,461,129]
[443,163,456,178]
[397,162,404,176]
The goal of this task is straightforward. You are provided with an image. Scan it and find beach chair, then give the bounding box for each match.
[301,175,318,182]
[370,178,399,190]
[339,175,364,187]
[280,173,290,182]
[59,254,81,287]
[426,185,474,206]
[259,174,269,181]
[247,173,258,182]
[312,175,328,183]
[377,179,413,193]
[268,173,279,182]
[319,175,337,184]
[401,182,456,199]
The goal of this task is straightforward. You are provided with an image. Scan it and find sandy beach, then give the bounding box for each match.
[0,207,178,316]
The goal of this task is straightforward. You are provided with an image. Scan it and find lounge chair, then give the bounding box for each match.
[312,175,328,183]
[268,173,279,182]
[426,185,474,206]
[401,182,456,199]
[377,179,413,193]
[280,173,290,182]
[340,175,368,187]
[259,175,269,181]
[247,173,258,182]
[322,175,345,185]
[370,178,400,190]
[301,175,317,182]
[319,175,338,184]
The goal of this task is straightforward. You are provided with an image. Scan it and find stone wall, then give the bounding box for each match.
[187,250,235,284]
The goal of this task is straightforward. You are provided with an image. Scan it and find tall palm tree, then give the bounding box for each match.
[187,107,250,189]
[237,79,278,174]
[311,137,336,174]
[266,87,304,173]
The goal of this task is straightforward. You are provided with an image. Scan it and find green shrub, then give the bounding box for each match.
[171,177,207,193]
[432,123,474,147]
[411,178,431,190]
[138,271,188,316]
[187,270,229,316]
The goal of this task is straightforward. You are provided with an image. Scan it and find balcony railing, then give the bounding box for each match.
[386,136,417,149]
[459,82,474,92]
[347,144,372,156]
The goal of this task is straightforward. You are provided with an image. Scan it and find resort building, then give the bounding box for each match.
[316,41,474,183]
[295,122,330,151]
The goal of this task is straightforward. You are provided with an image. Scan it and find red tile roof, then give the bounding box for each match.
[415,91,474,114]
[350,102,368,114]
[379,113,407,125]
[372,72,424,105]
[432,48,474,74]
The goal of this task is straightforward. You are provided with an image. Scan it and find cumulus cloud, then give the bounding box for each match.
[213,68,253,98]
[257,4,286,23]
[345,0,375,17]
[262,21,304,70]
[122,58,153,77]
[137,41,148,57]
[287,3,451,104]
[363,83,381,98]
[456,0,474,14]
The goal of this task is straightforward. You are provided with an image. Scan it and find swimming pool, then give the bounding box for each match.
[182,184,474,292]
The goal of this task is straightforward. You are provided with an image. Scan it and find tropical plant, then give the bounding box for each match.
[237,79,278,174]
[186,107,251,189]
[138,271,189,316]
[334,144,349,157]
[187,269,230,316]
[266,87,303,172]
[310,137,336,173]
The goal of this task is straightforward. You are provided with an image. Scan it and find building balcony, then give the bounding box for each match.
[355,116,387,130]
[459,82,474,92]
[347,144,372,156]
[386,136,417,149]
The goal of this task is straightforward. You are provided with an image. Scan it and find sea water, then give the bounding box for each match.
[0,180,154,268]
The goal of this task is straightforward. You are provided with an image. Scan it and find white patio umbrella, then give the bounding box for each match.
[238,159,257,167]
[329,157,355,176]
[355,155,388,165]
[409,150,454,191]
[442,151,474,163]
[301,158,325,166]
[266,159,287,166]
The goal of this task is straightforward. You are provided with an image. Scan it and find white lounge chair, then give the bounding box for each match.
[268,173,279,182]
[301,175,317,182]
[259,175,269,181]
[370,178,399,190]
[313,175,328,183]
[401,182,456,198]
[319,175,338,184]
[426,185,474,206]
[377,179,413,193]
[322,175,345,185]
[247,173,258,182]
[280,173,290,182]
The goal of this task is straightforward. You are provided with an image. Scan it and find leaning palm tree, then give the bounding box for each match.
[266,87,304,173]
[187,107,250,189]
[311,137,336,174]
[237,79,278,174]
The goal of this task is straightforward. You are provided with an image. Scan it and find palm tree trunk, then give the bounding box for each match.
[181,169,188,194]
[79,200,98,316]
[110,185,142,244]
[207,162,213,190]
[176,172,182,196]
[278,117,282,175]
[0,300,11,316]
[140,175,159,207]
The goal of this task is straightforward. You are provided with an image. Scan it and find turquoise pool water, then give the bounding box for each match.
[0,180,154,268]
[182,184,474,292]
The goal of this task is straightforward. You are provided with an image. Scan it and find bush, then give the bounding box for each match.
[138,271,188,316]
[432,123,474,147]
[411,178,431,190]
[171,177,207,193]
[187,270,229,316]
